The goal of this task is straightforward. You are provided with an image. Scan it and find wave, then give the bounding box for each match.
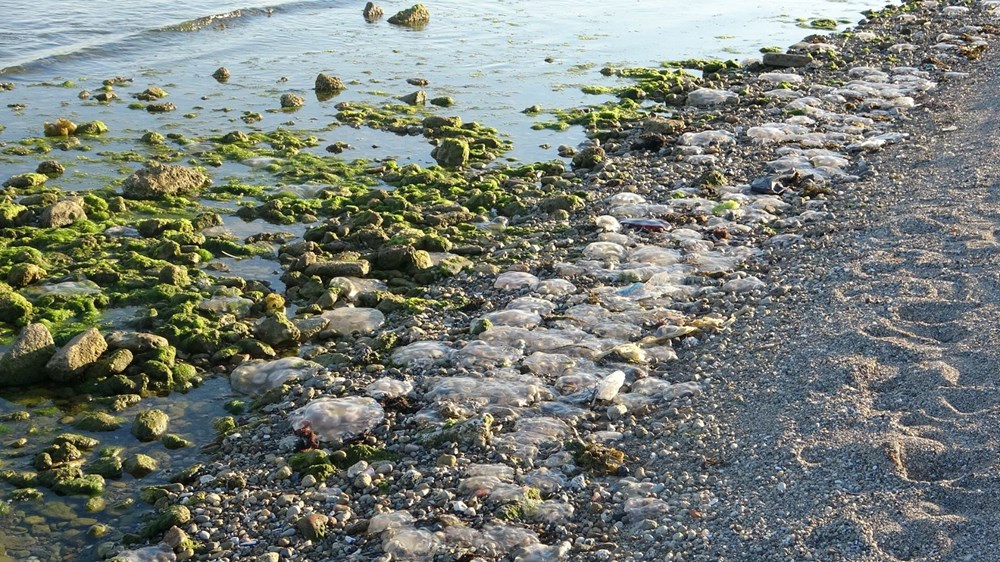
[0,0,320,77]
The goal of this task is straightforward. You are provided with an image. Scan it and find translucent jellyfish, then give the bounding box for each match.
[536,279,577,296]
[289,396,385,445]
[453,340,523,368]
[391,341,454,367]
[594,370,626,401]
[482,309,543,329]
[583,241,627,261]
[494,271,540,291]
[686,88,739,107]
[365,377,413,399]
[320,307,385,336]
[506,297,556,316]
[230,357,323,396]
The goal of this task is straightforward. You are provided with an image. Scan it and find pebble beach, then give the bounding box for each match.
[3,1,1000,561]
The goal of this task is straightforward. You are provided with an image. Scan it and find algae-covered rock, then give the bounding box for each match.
[3,172,48,188]
[87,455,123,478]
[52,474,105,496]
[122,162,210,200]
[131,409,169,442]
[40,198,88,228]
[136,87,168,101]
[315,73,346,93]
[431,138,470,168]
[0,200,30,227]
[161,434,192,450]
[106,331,170,352]
[74,412,124,432]
[7,263,46,287]
[36,160,65,177]
[46,327,108,382]
[75,120,109,135]
[430,96,455,107]
[373,245,433,272]
[571,146,605,170]
[363,1,384,20]
[254,313,301,347]
[212,67,230,82]
[141,505,191,539]
[87,348,134,379]
[297,513,329,541]
[124,454,158,478]
[387,4,429,26]
[0,322,54,387]
[157,264,190,286]
[280,93,305,108]
[0,283,32,326]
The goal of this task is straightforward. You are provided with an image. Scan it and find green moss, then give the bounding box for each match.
[568,440,625,475]
[212,416,236,436]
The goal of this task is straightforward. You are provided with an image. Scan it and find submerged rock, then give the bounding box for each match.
[46,327,108,382]
[387,4,430,27]
[0,323,56,387]
[131,409,170,442]
[122,162,210,200]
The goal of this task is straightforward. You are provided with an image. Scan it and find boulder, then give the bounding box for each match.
[431,138,470,168]
[122,163,209,200]
[36,160,65,177]
[0,323,56,387]
[105,331,170,352]
[387,4,430,27]
[280,93,305,108]
[315,73,346,93]
[40,198,87,228]
[131,409,169,442]
[363,2,384,20]
[7,263,46,287]
[46,327,108,382]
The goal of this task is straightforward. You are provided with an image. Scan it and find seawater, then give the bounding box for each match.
[0,0,896,560]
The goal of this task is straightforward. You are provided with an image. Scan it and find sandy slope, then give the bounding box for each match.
[696,41,1000,562]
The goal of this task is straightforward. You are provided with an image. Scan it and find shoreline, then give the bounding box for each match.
[2,1,999,561]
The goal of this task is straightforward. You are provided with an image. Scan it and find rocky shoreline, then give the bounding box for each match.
[1,1,998,561]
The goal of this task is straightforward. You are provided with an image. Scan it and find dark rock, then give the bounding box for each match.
[762,52,813,68]
[315,73,346,93]
[363,2,384,20]
[131,409,170,442]
[212,67,230,82]
[280,93,305,108]
[7,263,46,288]
[36,160,65,177]
[571,146,606,170]
[398,90,426,105]
[388,4,430,27]
[373,246,433,272]
[255,313,302,347]
[304,260,371,278]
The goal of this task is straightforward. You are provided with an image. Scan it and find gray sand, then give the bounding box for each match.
[687,36,1000,562]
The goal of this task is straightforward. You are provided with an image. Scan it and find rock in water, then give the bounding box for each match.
[315,73,346,93]
[387,4,430,27]
[122,162,210,200]
[132,409,170,442]
[0,323,56,387]
[46,327,108,382]
[431,138,470,168]
[363,2,384,20]
[280,93,304,108]
[212,67,230,82]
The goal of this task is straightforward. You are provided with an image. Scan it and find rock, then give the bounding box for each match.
[131,409,170,442]
[398,90,426,105]
[124,454,158,477]
[74,412,124,432]
[85,347,133,378]
[3,172,47,188]
[762,52,813,68]
[423,115,461,129]
[363,2,384,20]
[36,160,65,177]
[297,513,329,540]
[643,116,685,135]
[303,260,371,278]
[141,505,191,539]
[106,331,170,352]
[0,323,55,387]
[87,455,123,478]
[212,67,230,82]
[43,118,76,136]
[161,434,193,450]
[430,96,455,107]
[52,474,105,497]
[280,93,305,108]
[75,120,109,135]
[315,73,346,93]
[158,265,190,286]
[373,245,433,272]
[162,526,189,551]
[46,327,108,382]
[388,4,430,27]
[146,102,175,113]
[40,198,87,228]
[122,162,210,200]
[254,313,301,347]
[571,146,606,170]
[7,263,46,287]
[431,138,470,168]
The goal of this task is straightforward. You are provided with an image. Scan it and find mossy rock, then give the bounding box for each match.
[124,454,158,478]
[3,173,48,188]
[52,474,105,497]
[74,412,124,432]
[161,434,192,450]
[0,283,33,326]
[131,409,169,442]
[54,433,99,450]
[87,456,123,479]
[76,121,109,135]
[140,505,191,539]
